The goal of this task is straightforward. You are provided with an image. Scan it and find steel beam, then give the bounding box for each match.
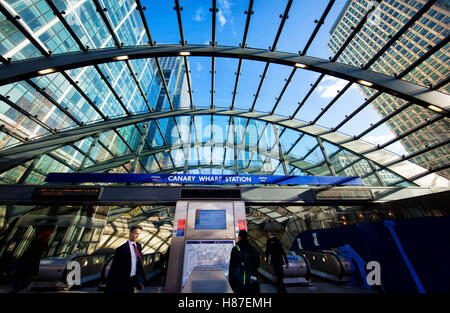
[230,0,254,110]
[0,185,442,206]
[1,108,446,187]
[1,46,447,114]
[332,32,450,133]
[317,137,337,176]
[274,124,288,175]
[290,2,379,119]
[78,134,99,171]
[300,0,335,56]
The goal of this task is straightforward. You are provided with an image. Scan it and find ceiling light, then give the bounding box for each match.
[428,105,444,113]
[294,63,307,68]
[113,55,129,61]
[358,80,373,87]
[179,51,190,56]
[37,68,56,75]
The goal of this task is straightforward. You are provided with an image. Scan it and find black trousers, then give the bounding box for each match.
[126,275,139,294]
[9,276,32,293]
[273,265,287,293]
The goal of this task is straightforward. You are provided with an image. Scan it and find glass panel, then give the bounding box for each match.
[0,163,29,184]
[287,133,318,160]
[304,146,326,168]
[233,60,267,111]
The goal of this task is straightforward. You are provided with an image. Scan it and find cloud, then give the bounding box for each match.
[195,2,230,27]
[217,11,227,26]
[217,0,232,27]
[194,7,205,22]
[195,62,202,72]
[218,0,231,12]
[364,134,394,144]
[230,17,237,35]
[364,134,408,155]
[316,77,358,98]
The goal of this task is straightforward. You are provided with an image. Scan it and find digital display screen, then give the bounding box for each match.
[33,187,102,200]
[194,210,226,230]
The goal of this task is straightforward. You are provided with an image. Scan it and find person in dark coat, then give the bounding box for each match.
[9,228,52,293]
[228,230,260,293]
[105,226,146,293]
[265,230,289,293]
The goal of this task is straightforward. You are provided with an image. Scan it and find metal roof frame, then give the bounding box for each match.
[0,0,448,191]
[1,45,448,115]
[1,108,447,188]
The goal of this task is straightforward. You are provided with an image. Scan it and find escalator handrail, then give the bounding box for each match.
[292,251,312,278]
[322,250,351,278]
[296,249,348,278]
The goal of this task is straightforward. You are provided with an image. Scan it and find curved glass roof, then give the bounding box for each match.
[0,0,448,189]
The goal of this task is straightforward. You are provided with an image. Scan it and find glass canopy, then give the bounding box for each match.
[0,0,448,189]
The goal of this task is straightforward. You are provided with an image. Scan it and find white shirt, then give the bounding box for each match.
[128,240,138,277]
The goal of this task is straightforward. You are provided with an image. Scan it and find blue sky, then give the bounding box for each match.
[142,0,407,155]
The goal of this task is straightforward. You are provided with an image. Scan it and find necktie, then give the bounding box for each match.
[132,243,142,262]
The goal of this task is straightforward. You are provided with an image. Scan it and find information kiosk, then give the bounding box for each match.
[165,200,246,292]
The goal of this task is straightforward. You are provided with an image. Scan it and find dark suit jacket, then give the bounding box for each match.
[106,241,145,293]
[265,237,288,267]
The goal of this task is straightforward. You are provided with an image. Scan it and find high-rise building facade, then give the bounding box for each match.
[328,0,450,179]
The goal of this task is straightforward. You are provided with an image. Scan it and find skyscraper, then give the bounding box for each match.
[328,0,450,179]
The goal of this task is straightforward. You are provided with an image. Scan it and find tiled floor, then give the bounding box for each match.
[0,277,375,294]
[258,277,374,294]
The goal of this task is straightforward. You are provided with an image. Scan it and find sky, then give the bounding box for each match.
[142,0,407,156]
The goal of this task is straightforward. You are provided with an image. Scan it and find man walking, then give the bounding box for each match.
[265,230,289,293]
[106,226,145,293]
[229,230,260,293]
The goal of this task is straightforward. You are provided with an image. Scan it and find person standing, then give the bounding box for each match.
[9,228,52,293]
[265,230,289,293]
[228,230,260,293]
[106,226,145,293]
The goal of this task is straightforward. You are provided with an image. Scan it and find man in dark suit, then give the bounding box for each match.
[265,230,289,293]
[106,226,145,293]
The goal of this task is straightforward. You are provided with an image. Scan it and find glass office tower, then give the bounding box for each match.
[328,0,450,179]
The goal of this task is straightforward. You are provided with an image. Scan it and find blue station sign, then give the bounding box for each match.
[45,173,363,186]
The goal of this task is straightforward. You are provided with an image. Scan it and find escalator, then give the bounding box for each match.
[296,250,353,283]
[257,249,312,287]
[30,248,164,291]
